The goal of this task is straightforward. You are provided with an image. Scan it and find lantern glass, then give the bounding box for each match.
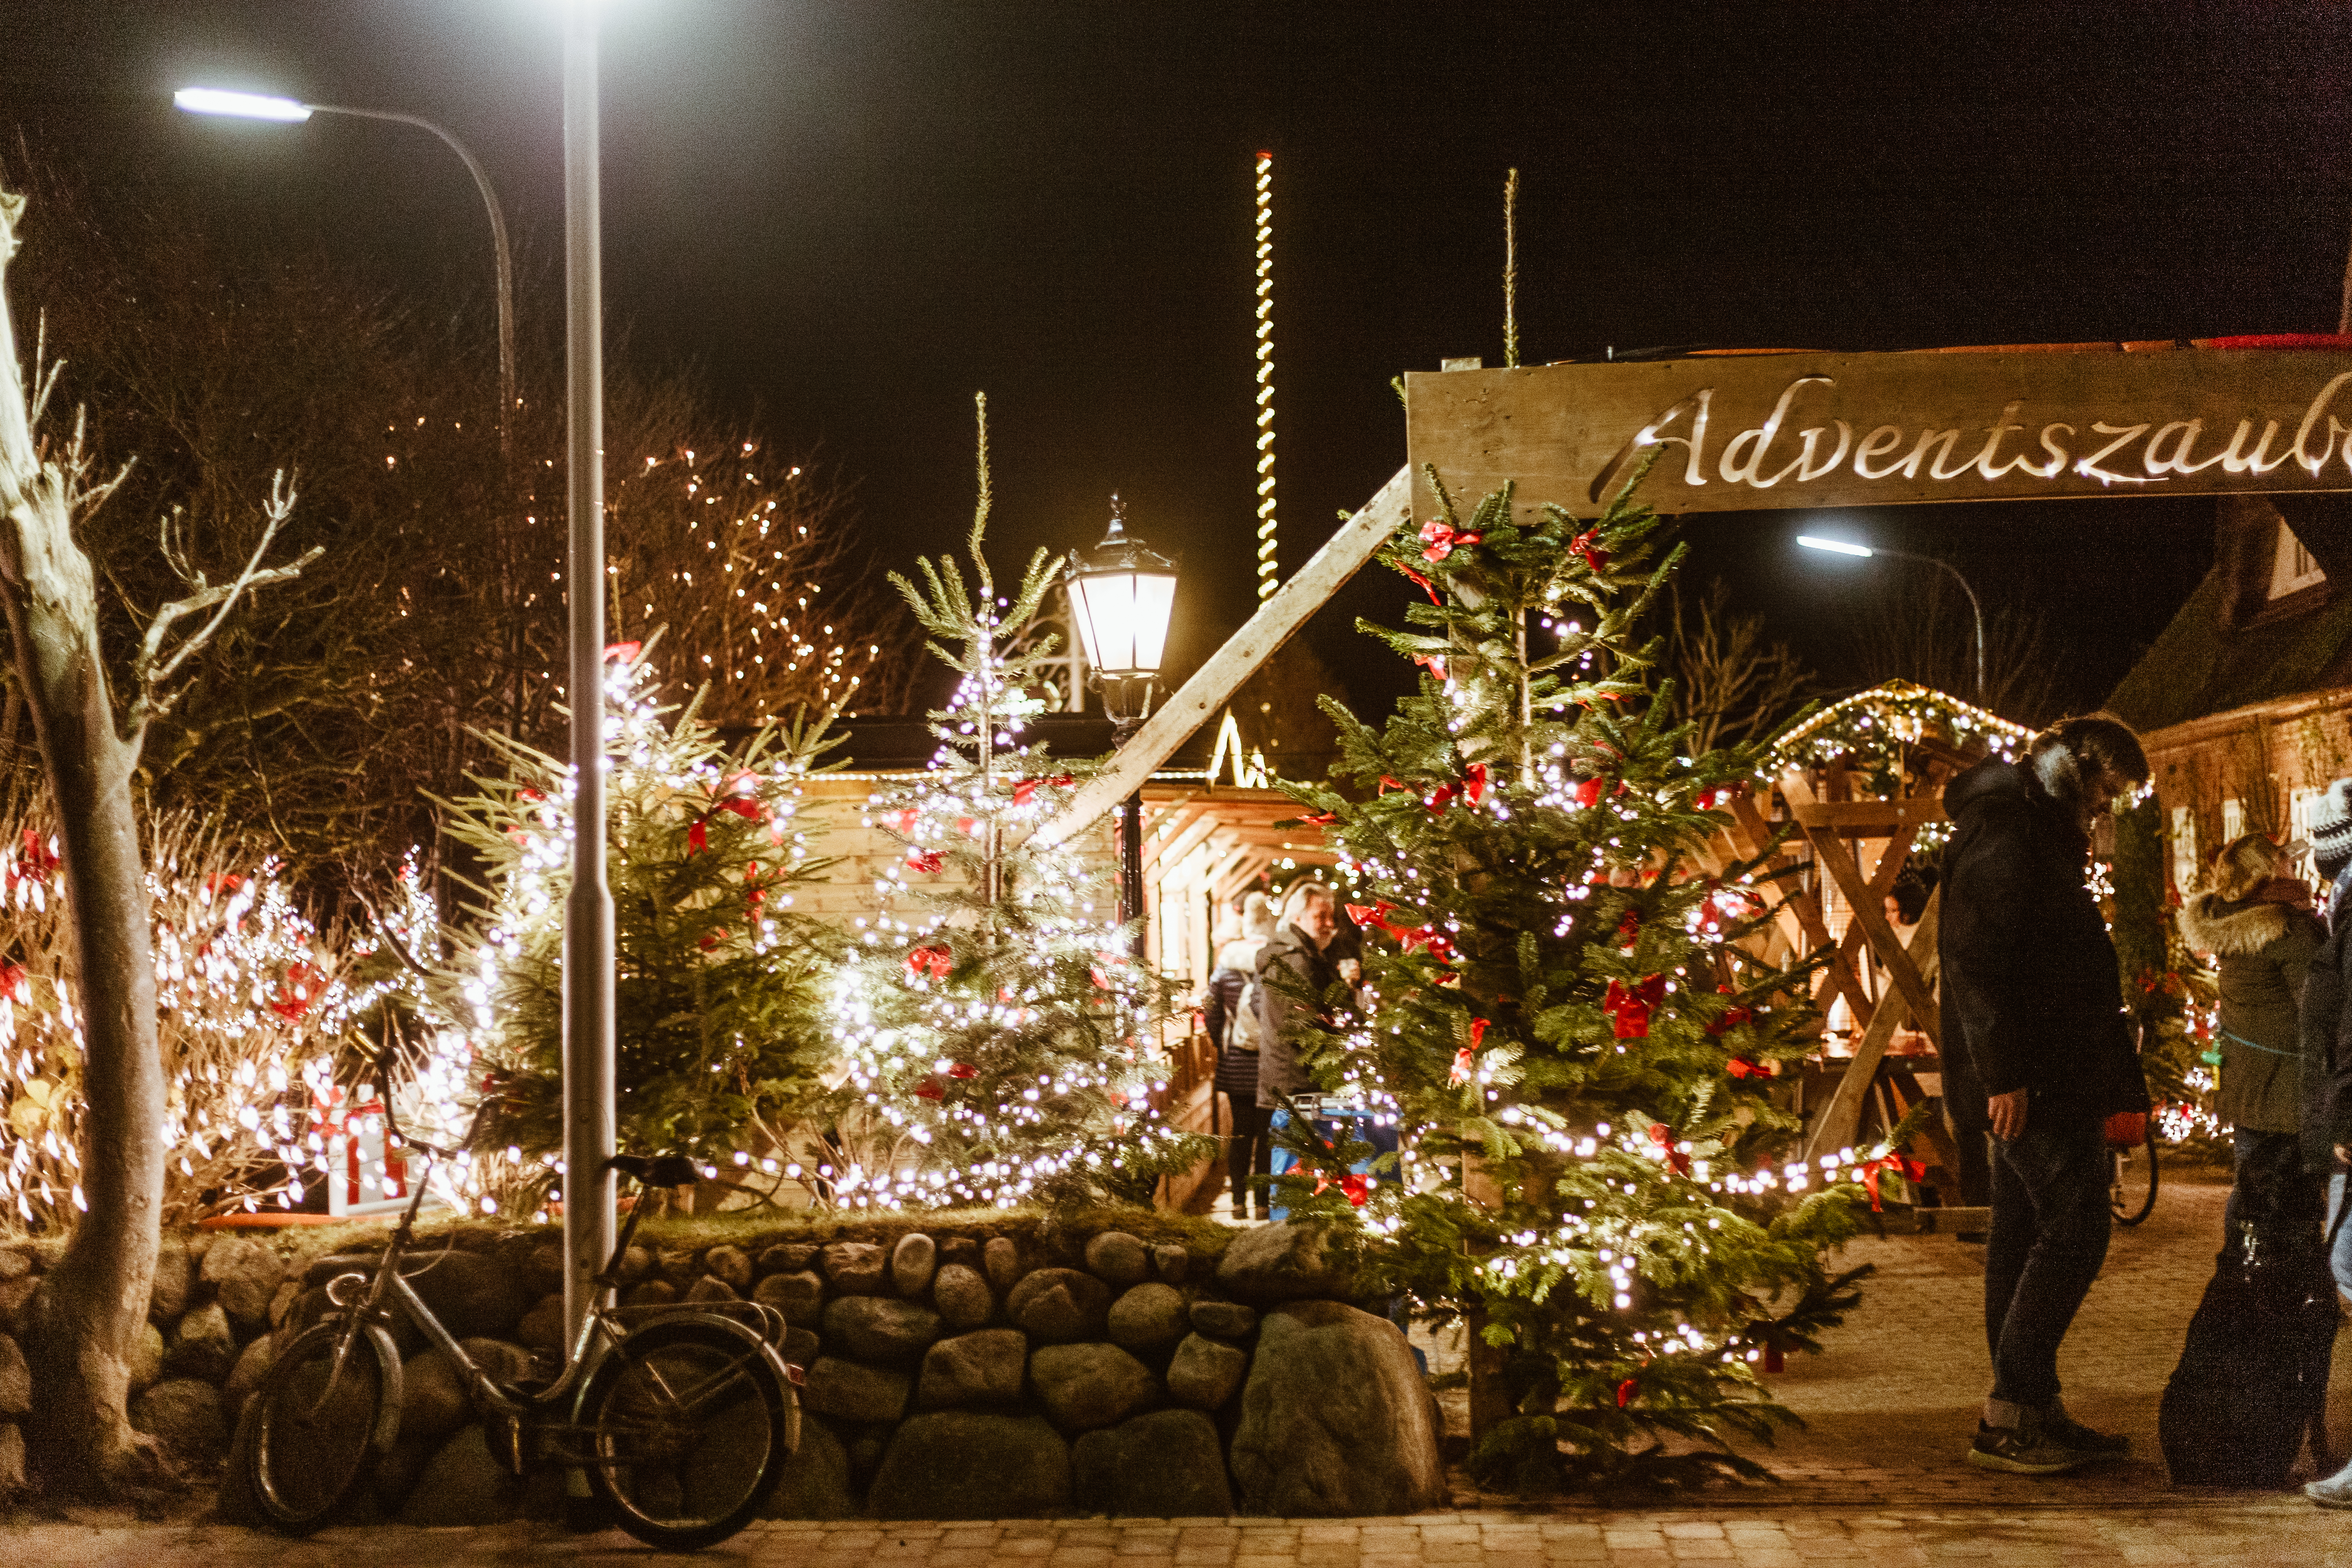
[1067,566,1177,677]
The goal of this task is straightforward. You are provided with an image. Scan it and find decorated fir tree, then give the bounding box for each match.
[813,397,1212,1210]
[427,648,843,1214]
[1271,466,1877,1492]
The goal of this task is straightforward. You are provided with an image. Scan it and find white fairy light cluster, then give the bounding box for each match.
[0,826,427,1228]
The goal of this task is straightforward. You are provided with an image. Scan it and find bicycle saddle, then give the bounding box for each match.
[607,1153,702,1186]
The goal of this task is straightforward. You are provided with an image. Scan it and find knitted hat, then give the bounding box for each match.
[2311,778,2352,874]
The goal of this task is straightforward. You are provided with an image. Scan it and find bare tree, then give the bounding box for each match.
[0,185,318,1493]
[1665,576,1813,754]
[1847,569,2057,725]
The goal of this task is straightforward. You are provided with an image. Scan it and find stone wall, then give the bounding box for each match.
[0,1217,1442,1520]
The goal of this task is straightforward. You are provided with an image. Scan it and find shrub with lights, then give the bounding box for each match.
[1270,468,1880,1493]
[813,440,1213,1211]
[425,648,844,1216]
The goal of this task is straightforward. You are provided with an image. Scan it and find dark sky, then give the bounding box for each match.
[8,2,2352,721]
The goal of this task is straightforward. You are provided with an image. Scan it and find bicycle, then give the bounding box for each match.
[236,1062,802,1548]
[2110,1120,2160,1227]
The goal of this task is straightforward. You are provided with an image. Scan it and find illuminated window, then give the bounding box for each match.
[2269,519,2325,599]
[2221,797,2244,842]
[2170,805,2197,895]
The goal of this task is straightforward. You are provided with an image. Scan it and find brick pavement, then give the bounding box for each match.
[7,1173,2350,1562]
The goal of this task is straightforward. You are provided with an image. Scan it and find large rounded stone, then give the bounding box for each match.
[1190,1300,1260,1340]
[222,1334,278,1416]
[1107,1283,1188,1350]
[686,1275,740,1304]
[867,1411,1070,1520]
[983,1236,1023,1293]
[517,1293,566,1350]
[780,1325,820,1371]
[757,1243,818,1275]
[938,1236,983,1270]
[405,1250,532,1340]
[822,1295,942,1365]
[933,1263,993,1330]
[758,1411,857,1519]
[523,1244,566,1298]
[1006,1268,1111,1344]
[1153,1244,1190,1285]
[0,1333,29,1418]
[1072,1408,1233,1517]
[821,1241,888,1295]
[624,1279,679,1310]
[150,1240,195,1323]
[1166,1333,1250,1411]
[398,1424,525,1525]
[1083,1231,1150,1287]
[1229,1299,1443,1515]
[802,1356,911,1423]
[1029,1342,1158,1432]
[129,1377,229,1466]
[916,1328,1027,1410]
[704,1244,754,1291]
[166,1301,237,1382]
[891,1233,938,1298]
[398,1347,475,1443]
[753,1269,825,1324]
[201,1236,286,1330]
[1214,1221,1358,1305]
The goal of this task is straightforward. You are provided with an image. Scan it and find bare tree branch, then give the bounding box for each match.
[130,469,320,736]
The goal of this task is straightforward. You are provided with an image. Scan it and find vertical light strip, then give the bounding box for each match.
[1253,150,1277,601]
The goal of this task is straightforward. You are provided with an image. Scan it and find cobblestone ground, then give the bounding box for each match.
[8,1174,2349,1563]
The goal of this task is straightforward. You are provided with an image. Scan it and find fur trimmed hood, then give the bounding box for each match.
[2179,891,2296,956]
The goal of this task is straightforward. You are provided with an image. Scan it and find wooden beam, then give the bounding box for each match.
[1785,774,1942,1049]
[1032,467,1412,848]
[1789,798,1949,831]
[1801,889,1941,1164]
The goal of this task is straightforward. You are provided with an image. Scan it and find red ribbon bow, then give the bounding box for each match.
[1697,785,1730,811]
[1419,519,1482,562]
[1646,1122,1692,1177]
[1298,811,1340,826]
[1574,776,1606,810]
[1617,909,1642,950]
[603,641,643,664]
[906,847,946,874]
[889,808,920,834]
[1859,1149,1928,1212]
[1414,653,1449,682]
[1570,529,1608,574]
[1401,925,1458,964]
[1707,985,1756,1037]
[268,961,324,1022]
[1464,764,1487,807]
[1012,773,1077,806]
[946,1062,978,1080]
[0,963,27,1006]
[1347,900,1397,930]
[1616,1376,1639,1409]
[1313,1171,1372,1206]
[15,830,58,880]
[1726,1057,1768,1079]
[1450,1018,1489,1086]
[1603,974,1667,1039]
[914,1080,944,1100]
[904,945,952,980]
[1395,562,1441,602]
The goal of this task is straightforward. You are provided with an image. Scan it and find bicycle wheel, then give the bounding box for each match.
[2111,1128,2160,1227]
[581,1317,794,1549]
[240,1321,405,1533]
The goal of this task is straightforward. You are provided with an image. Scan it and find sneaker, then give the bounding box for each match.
[2041,1406,2130,1457]
[1967,1416,2093,1475]
[2308,1456,2352,1509]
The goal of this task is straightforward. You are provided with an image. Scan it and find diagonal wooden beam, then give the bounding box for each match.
[1785,773,1942,1049]
[1801,888,1941,1163]
[1032,467,1413,849]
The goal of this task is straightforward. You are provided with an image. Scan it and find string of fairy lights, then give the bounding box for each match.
[1253,149,1278,602]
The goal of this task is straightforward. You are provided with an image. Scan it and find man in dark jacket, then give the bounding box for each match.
[1255,881,1343,1110]
[1940,714,2151,1474]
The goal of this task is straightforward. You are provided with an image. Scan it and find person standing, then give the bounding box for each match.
[1940,713,2152,1474]
[2179,834,2325,1260]
[1204,892,1277,1221]
[1255,880,1344,1113]
[2300,783,2352,1508]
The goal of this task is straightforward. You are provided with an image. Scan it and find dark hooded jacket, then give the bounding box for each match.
[1254,922,1342,1109]
[2177,889,2320,1134]
[2297,865,2352,1174]
[1937,756,2149,1127]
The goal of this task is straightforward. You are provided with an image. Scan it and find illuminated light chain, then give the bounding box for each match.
[1253,148,1277,602]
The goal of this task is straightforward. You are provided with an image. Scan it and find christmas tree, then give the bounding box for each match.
[812,397,1212,1211]
[1270,466,1877,1492]
[425,648,844,1216]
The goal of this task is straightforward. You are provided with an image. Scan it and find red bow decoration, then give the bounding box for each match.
[1400,925,1458,964]
[1012,773,1076,806]
[956,816,978,836]
[1313,1171,1372,1206]
[889,808,920,834]
[1463,764,1487,807]
[1298,811,1340,826]
[268,961,324,1021]
[204,872,244,898]
[1616,1376,1639,1409]
[689,819,708,856]
[1858,1148,1928,1212]
[1646,1122,1692,1177]
[1617,909,1642,950]
[946,1062,978,1080]
[1414,653,1449,682]
[0,963,27,1006]
[1347,901,1399,933]
[913,1080,944,1100]
[15,830,58,880]
[603,641,643,664]
[1426,782,1458,814]
[713,796,763,823]
[1419,519,1482,562]
[1570,529,1609,574]
[904,945,952,980]
[1707,985,1755,1037]
[1379,776,1411,795]
[1574,777,1606,810]
[699,928,727,951]
[1697,785,1730,811]
[1603,974,1667,1039]
[906,847,945,874]
[1450,1018,1490,1086]
[1726,1057,1769,1079]
[1393,560,1442,602]
[744,865,767,915]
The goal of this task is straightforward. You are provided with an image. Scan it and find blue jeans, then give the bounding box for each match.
[1985,1112,2112,1410]
[2326,1176,2352,1299]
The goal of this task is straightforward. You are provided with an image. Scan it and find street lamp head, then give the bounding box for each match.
[1796,534,1874,559]
[174,88,313,123]
[1066,495,1178,736]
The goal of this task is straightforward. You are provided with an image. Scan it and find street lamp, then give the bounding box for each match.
[1066,497,1178,954]
[1796,533,1987,704]
[174,87,517,455]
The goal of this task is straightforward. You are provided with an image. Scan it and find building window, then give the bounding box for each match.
[2269,519,2327,599]
[2171,804,2198,894]
[2293,787,2327,880]
[2222,797,2244,842]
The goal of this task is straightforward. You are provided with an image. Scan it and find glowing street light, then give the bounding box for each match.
[1797,532,1987,702]
[175,85,516,453]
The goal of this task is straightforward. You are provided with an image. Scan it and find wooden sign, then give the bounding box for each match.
[1404,346,2352,519]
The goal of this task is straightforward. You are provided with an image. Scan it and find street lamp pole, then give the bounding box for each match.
[1795,534,1987,704]
[173,89,516,454]
[559,8,616,1339]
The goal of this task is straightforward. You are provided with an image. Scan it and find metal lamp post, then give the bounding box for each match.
[1065,497,1179,957]
[173,87,518,454]
[1796,533,1987,704]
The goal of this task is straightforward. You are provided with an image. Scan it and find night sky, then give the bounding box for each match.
[8,2,2352,723]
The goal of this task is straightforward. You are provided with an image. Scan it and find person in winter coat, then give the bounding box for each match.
[2179,833,2325,1259]
[1203,892,1278,1220]
[2297,781,2352,1508]
[1254,880,1344,1112]
[1939,713,2152,1475]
